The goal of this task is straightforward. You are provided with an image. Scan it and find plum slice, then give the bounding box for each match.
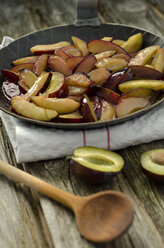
[12,56,39,65]
[67,85,87,96]
[30,41,71,54]
[88,68,111,86]
[45,72,67,98]
[74,55,97,74]
[33,54,48,76]
[128,46,159,66]
[11,96,58,121]
[69,146,124,184]
[58,110,83,123]
[95,50,116,61]
[55,48,71,60]
[121,33,143,53]
[116,97,150,118]
[66,73,92,87]
[101,37,113,42]
[18,81,30,93]
[118,88,154,102]
[80,94,97,122]
[11,63,35,73]
[72,36,89,56]
[31,95,80,114]
[100,101,115,121]
[151,48,164,73]
[119,79,164,93]
[128,65,162,79]
[88,40,128,54]
[1,69,19,82]
[18,69,38,88]
[66,56,84,70]
[92,86,120,105]
[141,149,164,182]
[95,57,128,72]
[48,56,72,76]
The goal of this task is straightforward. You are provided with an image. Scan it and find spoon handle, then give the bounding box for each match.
[0,160,79,209]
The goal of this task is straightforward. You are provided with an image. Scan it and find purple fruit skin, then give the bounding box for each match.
[70,158,118,184]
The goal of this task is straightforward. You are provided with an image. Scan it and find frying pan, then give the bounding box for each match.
[0,0,164,130]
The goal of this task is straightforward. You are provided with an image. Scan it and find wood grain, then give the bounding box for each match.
[0,0,164,247]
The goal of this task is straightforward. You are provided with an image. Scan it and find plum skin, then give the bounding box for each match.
[142,167,164,183]
[70,158,119,184]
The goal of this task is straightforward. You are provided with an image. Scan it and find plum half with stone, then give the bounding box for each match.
[69,146,124,184]
[141,149,164,182]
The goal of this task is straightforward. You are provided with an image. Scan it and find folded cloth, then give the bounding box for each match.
[0,36,164,163]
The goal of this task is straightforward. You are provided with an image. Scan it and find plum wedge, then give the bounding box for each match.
[121,33,143,53]
[66,73,92,87]
[18,69,38,88]
[48,56,72,76]
[30,41,71,54]
[88,40,128,54]
[116,97,150,118]
[58,110,83,123]
[12,56,39,65]
[33,54,48,76]
[11,96,58,121]
[88,68,111,86]
[96,57,128,72]
[72,36,89,56]
[74,55,97,74]
[31,95,80,114]
[11,63,35,73]
[1,69,19,82]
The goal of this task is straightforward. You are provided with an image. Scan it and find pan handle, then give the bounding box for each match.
[76,0,100,26]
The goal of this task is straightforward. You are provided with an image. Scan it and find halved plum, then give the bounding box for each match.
[141,149,164,182]
[116,97,150,118]
[69,146,124,184]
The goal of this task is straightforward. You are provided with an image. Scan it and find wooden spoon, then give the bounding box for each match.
[0,160,134,243]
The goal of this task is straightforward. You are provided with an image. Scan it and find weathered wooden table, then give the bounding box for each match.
[0,0,164,247]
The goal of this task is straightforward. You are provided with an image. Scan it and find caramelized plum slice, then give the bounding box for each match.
[128,65,162,79]
[58,110,83,123]
[11,96,58,121]
[31,95,80,114]
[33,54,48,76]
[69,146,124,184]
[118,88,154,102]
[100,101,115,121]
[95,51,116,61]
[30,41,71,54]
[80,94,97,122]
[12,56,39,65]
[112,53,131,62]
[11,63,35,73]
[19,69,37,88]
[101,37,113,42]
[92,86,120,105]
[88,68,111,86]
[48,56,72,76]
[72,36,89,56]
[119,79,164,92]
[88,40,128,54]
[1,69,19,82]
[55,48,71,60]
[116,97,150,118]
[74,55,97,74]
[121,33,143,53]
[128,46,159,65]
[66,73,92,87]
[45,72,67,98]
[66,56,84,70]
[96,57,128,72]
[141,149,164,182]
[151,48,164,73]
[25,72,51,100]
[67,85,87,96]
[18,81,30,93]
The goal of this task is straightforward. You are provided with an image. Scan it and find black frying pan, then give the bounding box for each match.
[0,0,163,130]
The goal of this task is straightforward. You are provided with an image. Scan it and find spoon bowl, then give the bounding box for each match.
[0,160,134,243]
